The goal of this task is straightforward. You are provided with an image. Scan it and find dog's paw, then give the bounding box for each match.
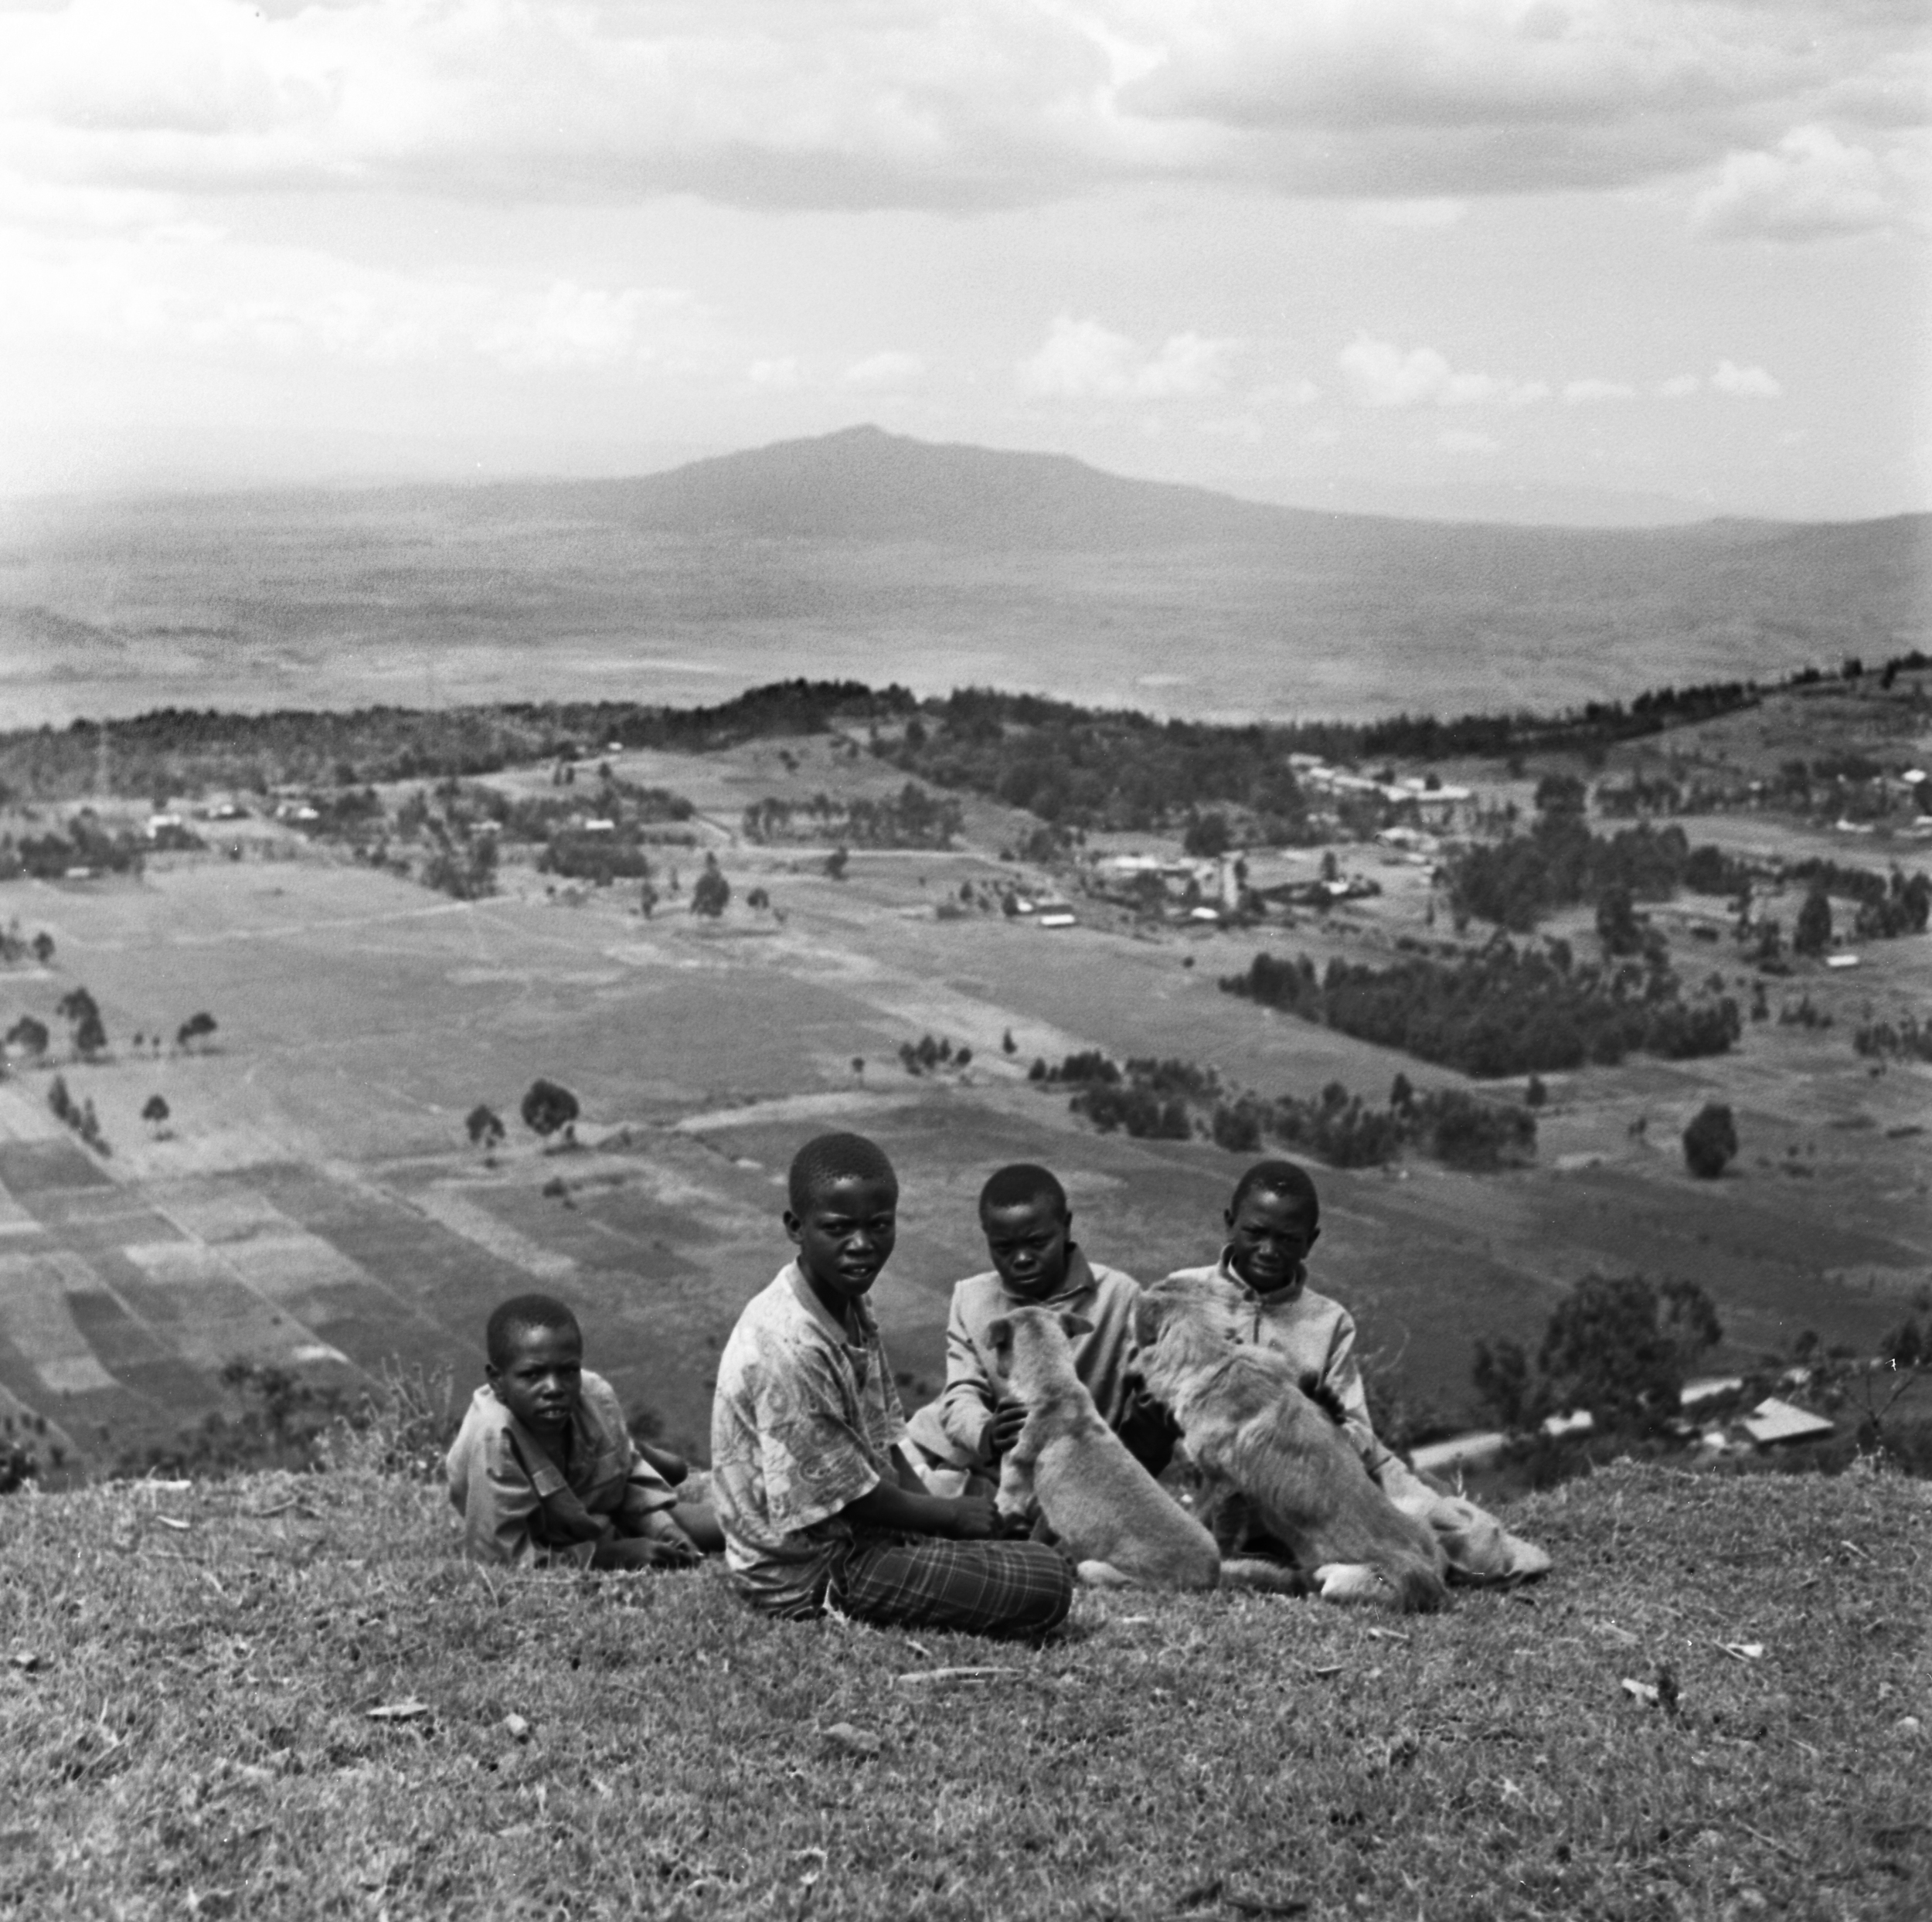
[1076,1560,1135,1588]
[1314,1563,1389,1605]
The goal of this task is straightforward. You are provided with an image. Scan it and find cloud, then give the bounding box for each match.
[1656,373,1702,399]
[1437,428,1499,454]
[1563,379,1638,403]
[1692,124,1927,241]
[0,220,692,372]
[1338,335,1545,409]
[842,350,927,391]
[0,0,1921,213]
[1019,315,1236,400]
[1712,359,1783,399]
[747,355,802,390]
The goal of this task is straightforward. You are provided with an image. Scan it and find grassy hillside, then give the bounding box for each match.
[2,1457,1924,1920]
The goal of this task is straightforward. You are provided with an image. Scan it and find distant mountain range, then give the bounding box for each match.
[4,427,1927,729]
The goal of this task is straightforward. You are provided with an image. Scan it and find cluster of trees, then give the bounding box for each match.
[1027,1050,1535,1172]
[0,682,916,805]
[0,818,152,881]
[1784,859,1931,940]
[883,691,1316,839]
[741,782,964,849]
[1471,1274,1723,1436]
[1223,943,1741,1078]
[46,1073,108,1155]
[898,1034,973,1075]
[1853,1015,1932,1063]
[1447,813,1754,934]
[1682,1102,1738,1179]
[0,923,55,968]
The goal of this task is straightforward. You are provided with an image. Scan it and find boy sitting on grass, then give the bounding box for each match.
[1166,1159,1549,1584]
[917,1162,1175,1491]
[447,1292,722,1569]
[709,1132,1073,1635]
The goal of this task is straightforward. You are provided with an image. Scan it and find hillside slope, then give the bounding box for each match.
[1,1458,1923,1919]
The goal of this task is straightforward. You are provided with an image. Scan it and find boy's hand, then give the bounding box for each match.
[944,1495,1002,1541]
[594,1532,701,1572]
[979,1399,1027,1461]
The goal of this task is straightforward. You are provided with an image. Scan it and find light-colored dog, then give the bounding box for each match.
[985,1305,1221,1591]
[1132,1274,1448,1613]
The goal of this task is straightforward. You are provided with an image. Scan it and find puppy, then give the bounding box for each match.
[1133,1275,1448,1613]
[985,1305,1220,1591]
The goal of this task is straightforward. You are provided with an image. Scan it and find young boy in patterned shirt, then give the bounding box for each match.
[709,1133,1073,1635]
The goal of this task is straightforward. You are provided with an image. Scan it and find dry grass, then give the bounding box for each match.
[2,1458,1926,1920]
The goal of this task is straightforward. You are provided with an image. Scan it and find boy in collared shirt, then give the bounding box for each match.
[446,1292,719,1569]
[1166,1158,1549,1584]
[709,1132,1073,1634]
[930,1163,1173,1485]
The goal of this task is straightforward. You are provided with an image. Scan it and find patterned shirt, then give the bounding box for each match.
[938,1249,1145,1461]
[444,1370,676,1567]
[709,1262,908,1614]
[1162,1254,1394,1478]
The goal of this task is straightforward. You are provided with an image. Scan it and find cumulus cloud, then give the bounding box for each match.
[1338,335,1546,410]
[1712,359,1783,399]
[1656,373,1702,399]
[1019,315,1236,400]
[842,350,927,391]
[1692,125,1927,242]
[0,0,1920,213]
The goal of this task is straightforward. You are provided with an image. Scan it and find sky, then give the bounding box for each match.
[1,0,1927,522]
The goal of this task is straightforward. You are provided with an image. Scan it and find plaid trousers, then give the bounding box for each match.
[828,1532,1073,1638]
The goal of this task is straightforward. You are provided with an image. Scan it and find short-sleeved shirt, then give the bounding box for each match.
[937,1249,1145,1462]
[709,1262,908,1614]
[444,1370,675,1567]
[1162,1254,1393,1478]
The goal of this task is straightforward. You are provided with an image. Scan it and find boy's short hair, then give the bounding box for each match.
[1229,1158,1321,1222]
[979,1162,1067,1218]
[486,1293,582,1367]
[787,1132,897,1215]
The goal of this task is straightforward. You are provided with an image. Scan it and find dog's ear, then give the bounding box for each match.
[986,1315,1012,1351]
[1059,1311,1094,1339]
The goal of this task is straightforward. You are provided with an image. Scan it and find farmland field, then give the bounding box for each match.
[2,712,1927,1476]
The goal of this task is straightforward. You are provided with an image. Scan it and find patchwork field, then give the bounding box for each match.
[2,720,1927,1476]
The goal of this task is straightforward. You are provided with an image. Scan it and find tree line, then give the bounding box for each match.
[1222,942,1741,1078]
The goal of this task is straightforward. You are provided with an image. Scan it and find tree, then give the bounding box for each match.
[141,1094,170,1130]
[1792,886,1833,958]
[1471,1337,1538,1430]
[825,846,849,881]
[1525,1075,1548,1109]
[57,987,107,1058]
[5,1015,49,1058]
[1184,811,1231,859]
[691,854,730,917]
[1535,1273,1719,1434]
[1594,884,1644,957]
[1534,772,1587,815]
[31,932,54,965]
[520,1079,580,1141]
[1002,1029,1016,1056]
[465,1103,505,1151]
[177,1011,218,1051]
[1682,1101,1738,1179]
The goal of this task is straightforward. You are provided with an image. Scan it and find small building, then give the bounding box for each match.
[1740,1397,1836,1447]
[1037,912,1077,929]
